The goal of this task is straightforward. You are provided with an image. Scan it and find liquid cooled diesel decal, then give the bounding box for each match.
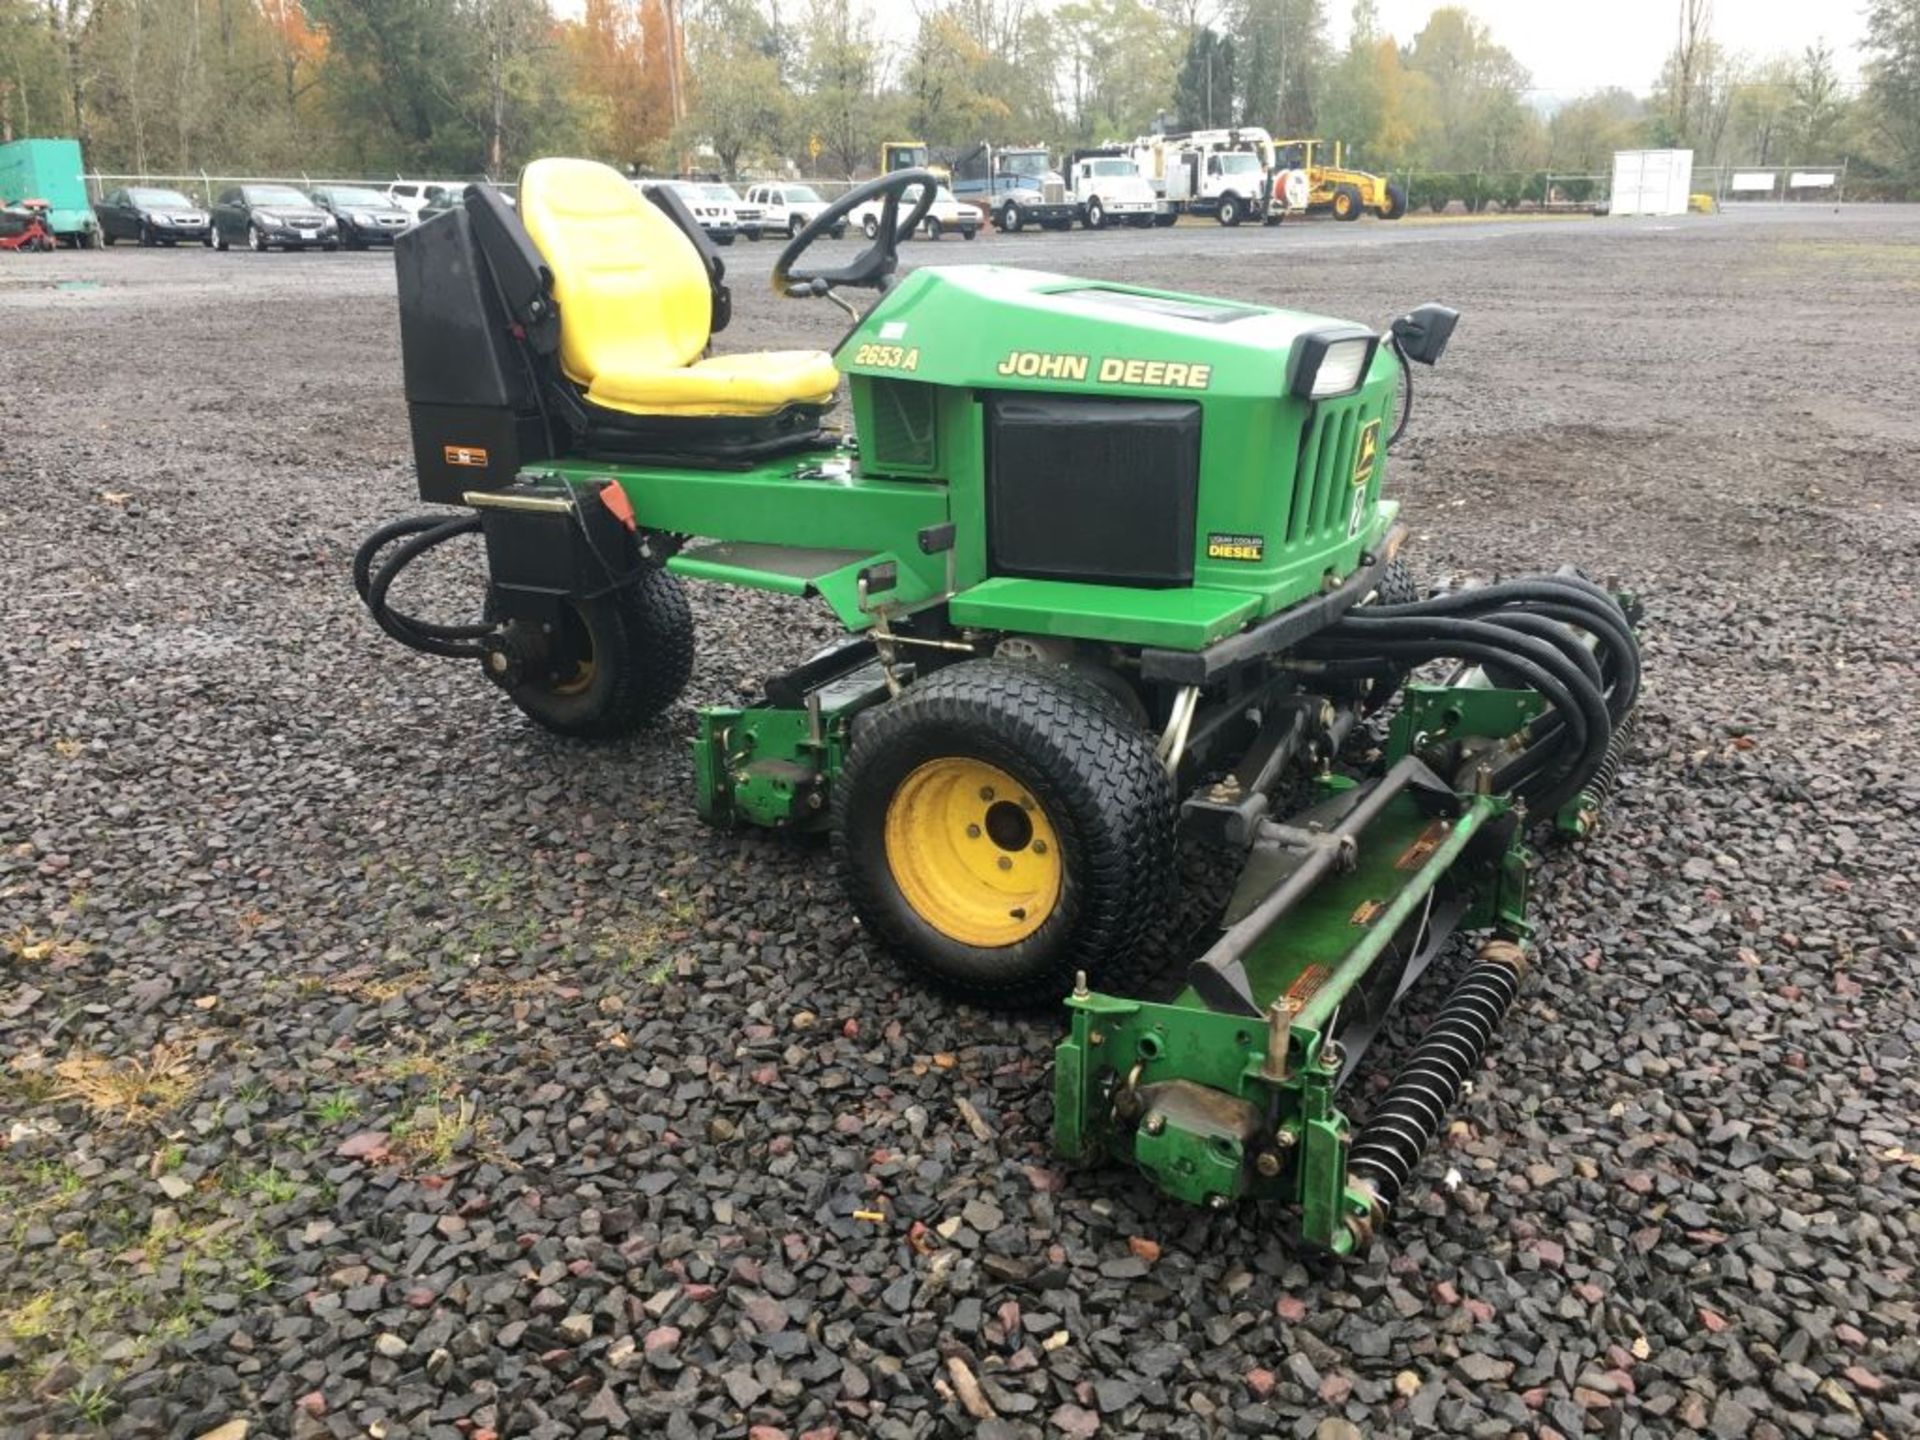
[994,350,1212,389]
[1207,532,1265,561]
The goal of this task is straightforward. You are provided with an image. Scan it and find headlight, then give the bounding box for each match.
[1290,327,1378,400]
[255,211,280,225]
[351,212,373,224]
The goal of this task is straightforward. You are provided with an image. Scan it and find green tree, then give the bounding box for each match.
[1545,88,1642,174]
[797,0,882,176]
[1785,41,1845,160]
[0,0,71,143]
[1055,0,1180,143]
[902,10,1009,144]
[682,11,787,173]
[1232,0,1326,134]
[1865,0,1920,185]
[1317,3,1419,164]
[1405,6,1533,168]
[1172,25,1234,129]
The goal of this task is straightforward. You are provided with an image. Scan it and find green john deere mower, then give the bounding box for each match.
[358,158,1640,1253]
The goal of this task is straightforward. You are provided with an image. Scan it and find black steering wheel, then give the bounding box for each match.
[773,168,939,301]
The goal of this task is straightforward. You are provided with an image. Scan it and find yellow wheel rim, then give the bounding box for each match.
[883,758,1062,947]
[548,653,596,697]
[547,606,597,697]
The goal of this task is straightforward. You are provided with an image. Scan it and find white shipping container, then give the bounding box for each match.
[1609,149,1694,216]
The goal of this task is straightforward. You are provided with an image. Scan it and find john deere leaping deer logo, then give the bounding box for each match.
[1353,419,1380,485]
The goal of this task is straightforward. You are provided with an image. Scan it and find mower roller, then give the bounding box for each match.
[357,159,1640,1251]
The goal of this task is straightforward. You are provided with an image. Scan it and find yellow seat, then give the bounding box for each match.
[518,158,839,419]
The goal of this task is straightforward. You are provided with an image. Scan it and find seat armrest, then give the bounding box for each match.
[643,185,734,337]
[465,183,560,355]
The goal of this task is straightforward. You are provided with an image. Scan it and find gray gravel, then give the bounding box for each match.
[3,208,1918,1438]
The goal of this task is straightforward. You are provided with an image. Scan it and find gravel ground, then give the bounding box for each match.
[3,209,1918,1440]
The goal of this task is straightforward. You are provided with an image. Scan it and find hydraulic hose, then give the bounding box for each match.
[1305,588,1624,814]
[1329,611,1613,811]
[353,513,490,660]
[1303,633,1591,810]
[1386,337,1414,448]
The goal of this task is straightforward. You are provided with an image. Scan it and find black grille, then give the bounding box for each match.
[985,394,1200,587]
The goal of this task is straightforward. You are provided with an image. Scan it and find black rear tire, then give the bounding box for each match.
[834,660,1174,1007]
[493,569,694,739]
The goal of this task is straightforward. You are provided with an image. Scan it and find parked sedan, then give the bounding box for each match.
[94,187,211,246]
[309,185,413,248]
[210,184,337,252]
[849,183,980,241]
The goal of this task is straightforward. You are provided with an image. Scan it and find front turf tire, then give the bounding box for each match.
[834,660,1174,1007]
[493,569,694,740]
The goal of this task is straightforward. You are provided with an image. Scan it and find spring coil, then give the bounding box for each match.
[1346,942,1527,1213]
[1576,709,1636,814]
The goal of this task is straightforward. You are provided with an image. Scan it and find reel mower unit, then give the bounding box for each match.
[356,159,1641,1248]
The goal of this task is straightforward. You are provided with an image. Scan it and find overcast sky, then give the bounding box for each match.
[645,2,1871,95]
[1321,1,1866,95]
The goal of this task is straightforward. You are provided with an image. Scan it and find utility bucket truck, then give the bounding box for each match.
[1128,127,1274,226]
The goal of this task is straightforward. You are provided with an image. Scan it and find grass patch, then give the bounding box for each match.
[311,1089,360,1123]
[65,1381,115,1425]
[3,1290,57,1339]
[2,925,89,965]
[52,1041,204,1125]
[389,1093,490,1170]
[239,1165,301,1206]
[597,893,702,982]
[363,1030,493,1091]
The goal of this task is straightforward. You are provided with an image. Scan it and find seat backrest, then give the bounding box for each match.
[518,158,711,384]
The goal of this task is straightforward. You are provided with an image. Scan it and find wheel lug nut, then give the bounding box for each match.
[966,823,982,838]
[1032,840,1048,855]
[997,856,1012,871]
[979,786,995,801]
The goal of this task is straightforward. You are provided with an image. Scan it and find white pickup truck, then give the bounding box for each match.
[742,182,847,240]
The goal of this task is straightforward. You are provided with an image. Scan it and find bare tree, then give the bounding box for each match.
[1668,0,1713,142]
